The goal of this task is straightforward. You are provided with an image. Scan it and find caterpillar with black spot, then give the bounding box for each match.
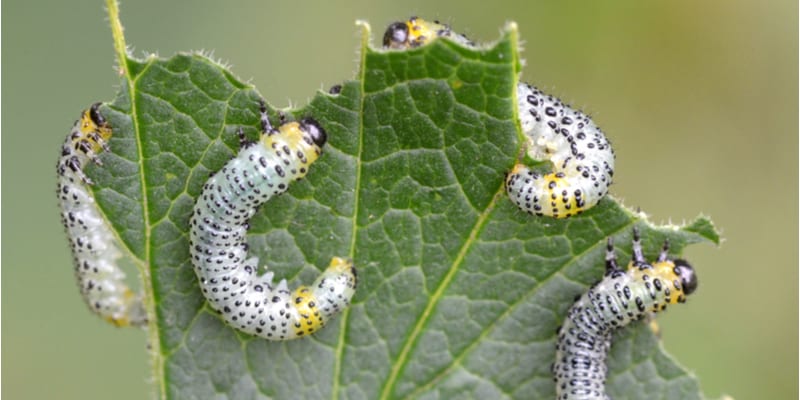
[553,227,697,399]
[56,103,146,327]
[189,100,357,340]
[383,17,615,218]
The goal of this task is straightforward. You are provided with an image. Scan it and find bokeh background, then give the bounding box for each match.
[3,0,796,399]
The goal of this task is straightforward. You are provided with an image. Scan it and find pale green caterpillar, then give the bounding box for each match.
[189,100,357,340]
[57,103,146,327]
[554,227,697,399]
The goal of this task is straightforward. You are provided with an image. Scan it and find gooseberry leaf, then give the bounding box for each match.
[87,12,720,400]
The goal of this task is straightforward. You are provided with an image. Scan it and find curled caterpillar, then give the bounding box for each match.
[507,84,614,218]
[553,227,698,399]
[56,103,146,327]
[189,100,357,340]
[383,17,616,218]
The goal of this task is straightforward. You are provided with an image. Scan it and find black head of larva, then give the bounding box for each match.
[328,84,343,95]
[89,102,107,126]
[299,117,327,147]
[673,259,698,295]
[383,21,409,47]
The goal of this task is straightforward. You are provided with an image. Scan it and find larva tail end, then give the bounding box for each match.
[105,316,131,327]
[328,256,355,274]
[102,289,147,327]
[509,163,527,176]
[313,256,357,308]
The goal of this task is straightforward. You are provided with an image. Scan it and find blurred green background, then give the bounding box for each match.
[3,0,796,399]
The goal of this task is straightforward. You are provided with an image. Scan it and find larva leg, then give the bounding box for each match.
[258,98,275,135]
[604,236,621,274]
[236,127,251,149]
[656,237,671,263]
[630,226,648,267]
[189,100,357,340]
[57,103,146,327]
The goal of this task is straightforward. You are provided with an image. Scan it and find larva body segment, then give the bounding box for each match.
[383,17,616,218]
[56,103,146,327]
[553,228,697,399]
[189,102,357,340]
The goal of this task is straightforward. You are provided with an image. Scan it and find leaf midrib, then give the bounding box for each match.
[403,215,638,398]
[374,25,523,399]
[105,1,165,397]
[377,186,505,400]
[331,22,372,400]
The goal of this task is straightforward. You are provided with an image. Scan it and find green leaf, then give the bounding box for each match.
[89,9,719,399]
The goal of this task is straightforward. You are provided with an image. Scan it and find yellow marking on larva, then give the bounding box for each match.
[106,316,130,327]
[328,256,354,274]
[543,173,582,215]
[261,121,321,166]
[292,257,355,337]
[292,286,323,336]
[77,109,112,152]
[652,260,687,304]
[103,289,139,327]
[506,163,585,218]
[406,18,439,44]
[509,163,526,175]
[628,259,687,304]
[648,320,661,337]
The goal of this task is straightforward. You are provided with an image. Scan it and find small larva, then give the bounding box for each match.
[189,100,357,340]
[56,103,146,327]
[553,227,698,399]
[383,17,474,49]
[383,18,616,218]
